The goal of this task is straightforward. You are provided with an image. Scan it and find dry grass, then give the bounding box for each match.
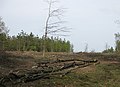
[0,51,120,87]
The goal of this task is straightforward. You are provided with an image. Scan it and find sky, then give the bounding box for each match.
[0,0,120,52]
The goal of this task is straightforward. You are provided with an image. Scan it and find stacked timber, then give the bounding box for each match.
[0,58,99,87]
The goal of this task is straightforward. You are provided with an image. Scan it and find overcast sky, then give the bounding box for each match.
[1,0,120,52]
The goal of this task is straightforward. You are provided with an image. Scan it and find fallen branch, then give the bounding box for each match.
[0,59,99,87]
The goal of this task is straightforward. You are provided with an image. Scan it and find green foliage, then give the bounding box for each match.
[55,63,120,87]
[102,47,114,53]
[0,30,73,52]
[0,17,72,52]
[0,17,9,51]
[115,32,120,53]
[29,63,120,87]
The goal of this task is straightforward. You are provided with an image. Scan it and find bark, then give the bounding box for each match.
[0,59,99,87]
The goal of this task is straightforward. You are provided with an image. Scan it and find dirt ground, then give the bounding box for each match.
[0,51,119,76]
[0,51,120,87]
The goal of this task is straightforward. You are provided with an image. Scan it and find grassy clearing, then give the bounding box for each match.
[1,52,120,87]
[31,63,120,87]
[64,63,120,87]
[18,63,120,87]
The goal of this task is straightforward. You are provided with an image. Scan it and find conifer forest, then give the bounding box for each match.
[1,0,120,87]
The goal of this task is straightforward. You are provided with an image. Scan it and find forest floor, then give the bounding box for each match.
[0,51,120,87]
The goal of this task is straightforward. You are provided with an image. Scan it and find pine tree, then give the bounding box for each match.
[0,17,9,51]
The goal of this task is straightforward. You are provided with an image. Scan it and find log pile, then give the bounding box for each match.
[0,58,99,87]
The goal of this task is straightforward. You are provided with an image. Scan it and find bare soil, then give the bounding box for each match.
[0,51,120,87]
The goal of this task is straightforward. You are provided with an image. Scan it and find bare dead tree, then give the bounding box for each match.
[84,43,88,52]
[43,0,70,57]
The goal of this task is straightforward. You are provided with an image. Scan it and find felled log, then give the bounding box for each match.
[0,83,5,87]
[82,59,98,63]
[0,58,99,86]
[61,62,76,70]
[21,73,49,83]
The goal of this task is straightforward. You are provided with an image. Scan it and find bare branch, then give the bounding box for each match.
[48,21,66,25]
[44,0,58,4]
[43,0,70,56]
[48,27,70,34]
[50,33,70,36]
[115,20,120,24]
[47,25,59,29]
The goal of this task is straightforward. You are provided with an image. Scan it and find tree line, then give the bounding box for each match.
[0,30,73,52]
[102,32,120,53]
[0,18,73,52]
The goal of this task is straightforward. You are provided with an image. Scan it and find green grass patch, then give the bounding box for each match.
[34,63,120,87]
